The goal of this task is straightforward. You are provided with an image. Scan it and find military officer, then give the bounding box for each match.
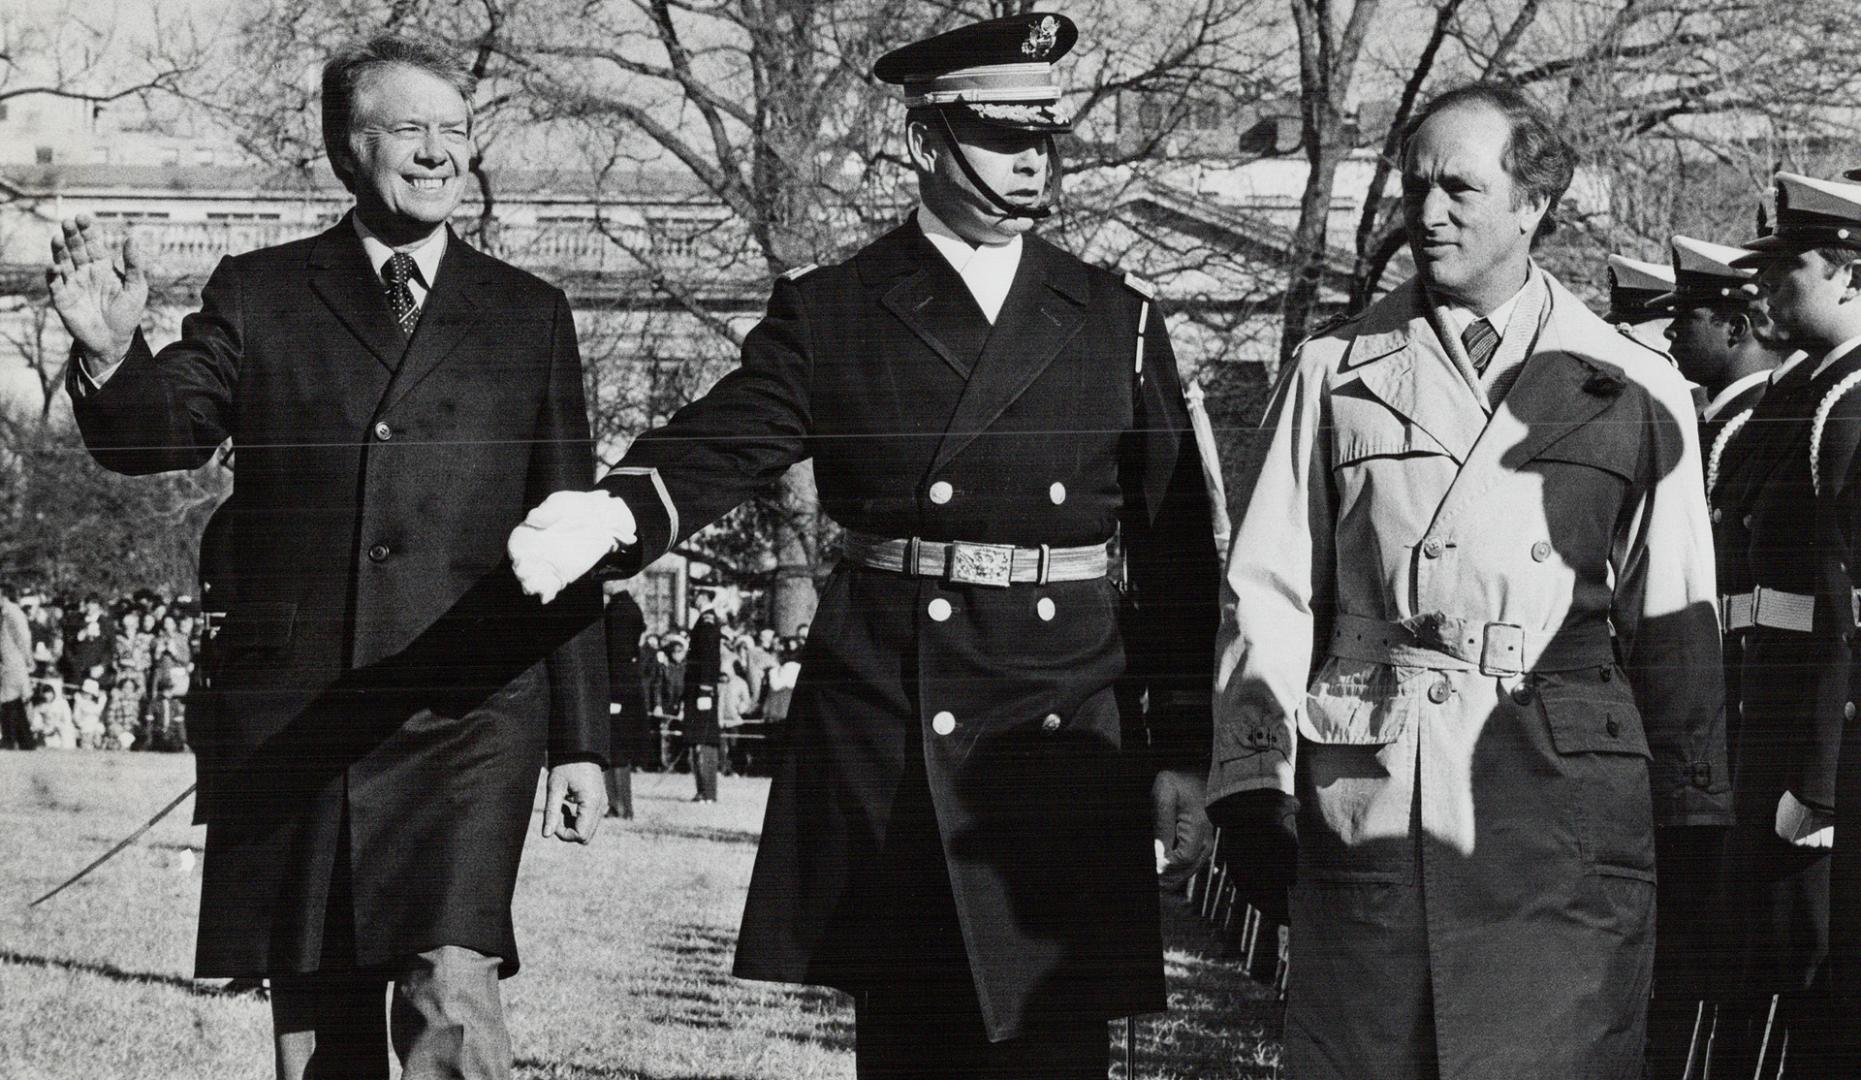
[1645,233,1790,1078]
[1208,85,1727,1080]
[1713,171,1861,1077]
[1606,251,1678,355]
[1829,162,1861,1076]
[505,13,1220,1077]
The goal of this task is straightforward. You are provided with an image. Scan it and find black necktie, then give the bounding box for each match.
[382,252,421,338]
[1462,317,1499,374]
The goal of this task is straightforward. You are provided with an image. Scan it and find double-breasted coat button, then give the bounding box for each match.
[373,421,393,441]
[1422,538,1444,559]
[929,481,953,505]
[1606,718,1621,737]
[932,711,957,735]
[1427,679,1451,704]
[1530,540,1552,562]
[1711,507,1724,524]
[1742,514,1753,529]
[1036,597,1056,621]
[368,543,391,562]
[1511,683,1534,705]
[1049,482,1066,505]
[928,598,952,622]
[1041,713,1062,732]
[1846,702,1857,721]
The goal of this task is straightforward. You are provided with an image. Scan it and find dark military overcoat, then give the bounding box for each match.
[1716,346,1861,997]
[600,219,1219,1040]
[69,216,609,978]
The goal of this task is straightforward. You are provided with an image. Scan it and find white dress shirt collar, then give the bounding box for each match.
[352,214,447,305]
[1811,332,1861,381]
[1438,279,1528,343]
[1700,368,1774,423]
[916,203,1023,324]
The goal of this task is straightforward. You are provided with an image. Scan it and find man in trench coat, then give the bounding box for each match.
[48,33,608,1080]
[1208,85,1728,1080]
[507,13,1218,1077]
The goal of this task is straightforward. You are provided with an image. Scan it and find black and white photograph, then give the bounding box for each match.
[3,0,1861,1076]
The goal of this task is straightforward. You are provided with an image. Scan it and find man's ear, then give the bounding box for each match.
[1518,194,1550,237]
[1726,311,1753,347]
[905,119,939,174]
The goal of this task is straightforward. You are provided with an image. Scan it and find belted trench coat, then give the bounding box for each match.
[1210,270,1729,1080]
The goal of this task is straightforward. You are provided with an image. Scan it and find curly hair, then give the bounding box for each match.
[1404,84,1576,245]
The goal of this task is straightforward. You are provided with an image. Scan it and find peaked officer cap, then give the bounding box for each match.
[874,13,1077,133]
[1654,235,1757,310]
[1733,173,1861,266]
[1605,253,1676,324]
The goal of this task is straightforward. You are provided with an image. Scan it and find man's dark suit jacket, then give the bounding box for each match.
[70,214,608,978]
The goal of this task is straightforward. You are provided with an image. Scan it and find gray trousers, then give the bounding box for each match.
[271,945,509,1080]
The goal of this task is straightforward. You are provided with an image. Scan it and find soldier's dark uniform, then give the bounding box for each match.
[1644,235,1773,1079]
[1712,173,1861,1077]
[596,15,1218,1074]
[1827,160,1861,1080]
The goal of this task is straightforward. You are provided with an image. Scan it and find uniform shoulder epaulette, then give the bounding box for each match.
[1121,271,1156,300]
[779,263,821,283]
[1298,309,1361,348]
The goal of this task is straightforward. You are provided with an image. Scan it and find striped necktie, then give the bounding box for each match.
[382,252,421,338]
[1462,317,1499,374]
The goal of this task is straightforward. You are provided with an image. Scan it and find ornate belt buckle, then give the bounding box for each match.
[947,541,1015,587]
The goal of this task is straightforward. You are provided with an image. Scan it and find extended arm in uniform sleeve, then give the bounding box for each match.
[1208,346,1336,803]
[1612,368,1730,826]
[599,275,813,574]
[1121,301,1220,771]
[530,291,611,767]
[68,256,241,475]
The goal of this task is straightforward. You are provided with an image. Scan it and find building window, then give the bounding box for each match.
[0,104,9,122]
[35,146,53,164]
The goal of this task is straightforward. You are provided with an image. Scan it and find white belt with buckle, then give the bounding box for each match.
[839,530,1112,587]
[1719,586,1838,634]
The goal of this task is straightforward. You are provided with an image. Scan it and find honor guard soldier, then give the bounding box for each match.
[1712,171,1861,1077]
[506,13,1221,1077]
[1829,161,1861,1076]
[1647,233,1791,1078]
[1606,251,1679,355]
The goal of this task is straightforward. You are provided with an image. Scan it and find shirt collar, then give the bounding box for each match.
[1700,368,1774,422]
[352,214,447,287]
[1437,274,1530,340]
[1811,332,1861,380]
[916,203,1021,274]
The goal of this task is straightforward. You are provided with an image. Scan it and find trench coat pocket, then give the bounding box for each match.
[1538,677,1656,879]
[217,603,296,655]
[1299,658,1417,746]
[1331,415,1452,468]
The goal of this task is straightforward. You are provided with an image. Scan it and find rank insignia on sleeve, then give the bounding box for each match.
[779,263,820,282]
[1122,271,1156,299]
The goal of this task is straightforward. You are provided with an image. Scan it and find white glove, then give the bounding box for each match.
[1775,790,1835,849]
[507,490,638,604]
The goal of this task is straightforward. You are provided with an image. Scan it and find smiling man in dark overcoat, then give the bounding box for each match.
[47,32,609,1080]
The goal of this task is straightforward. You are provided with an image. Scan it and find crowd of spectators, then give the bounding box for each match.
[0,581,201,754]
[636,614,807,774]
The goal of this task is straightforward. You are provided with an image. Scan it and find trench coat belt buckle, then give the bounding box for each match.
[1327,612,1615,676]
[1720,587,1820,634]
[839,530,1112,586]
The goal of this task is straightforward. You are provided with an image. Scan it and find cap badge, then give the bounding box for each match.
[1022,15,1061,59]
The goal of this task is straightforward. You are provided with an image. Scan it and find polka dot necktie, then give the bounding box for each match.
[382,252,421,338]
[1461,317,1499,374]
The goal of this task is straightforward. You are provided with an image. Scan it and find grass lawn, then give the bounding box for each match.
[0,751,1281,1079]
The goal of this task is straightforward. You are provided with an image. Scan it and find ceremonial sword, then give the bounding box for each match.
[29,783,196,908]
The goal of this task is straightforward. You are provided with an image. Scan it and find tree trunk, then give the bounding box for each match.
[770,462,819,635]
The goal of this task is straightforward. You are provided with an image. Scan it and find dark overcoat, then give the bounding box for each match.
[1716,347,1861,996]
[599,220,1219,1040]
[70,216,608,978]
[604,591,650,765]
[681,612,723,748]
[1820,354,1861,1049]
